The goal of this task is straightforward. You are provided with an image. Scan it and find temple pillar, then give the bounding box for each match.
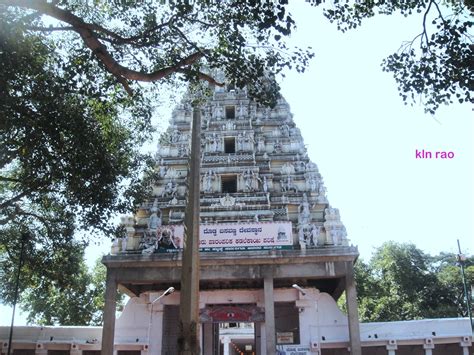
[264,276,276,355]
[202,323,213,355]
[386,340,397,355]
[101,269,117,355]
[345,263,361,355]
[222,336,230,355]
[460,336,471,355]
[423,338,434,355]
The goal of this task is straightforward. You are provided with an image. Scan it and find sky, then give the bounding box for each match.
[279,4,473,261]
[1,3,472,326]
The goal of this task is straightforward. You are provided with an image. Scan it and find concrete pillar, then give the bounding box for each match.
[101,269,117,355]
[255,322,262,355]
[460,336,471,355]
[202,323,213,355]
[345,263,361,355]
[386,340,397,355]
[423,338,434,355]
[263,276,276,355]
[222,336,231,355]
[178,104,201,355]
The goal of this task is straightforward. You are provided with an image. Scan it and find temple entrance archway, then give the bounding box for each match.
[201,304,262,355]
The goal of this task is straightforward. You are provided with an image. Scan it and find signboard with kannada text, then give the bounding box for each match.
[151,221,293,252]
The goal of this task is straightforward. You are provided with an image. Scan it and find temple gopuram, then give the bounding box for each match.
[103,82,361,355]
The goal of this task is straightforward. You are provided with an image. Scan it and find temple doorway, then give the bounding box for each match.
[201,304,264,355]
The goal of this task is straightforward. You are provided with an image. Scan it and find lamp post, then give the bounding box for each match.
[7,232,28,355]
[457,240,473,330]
[147,287,175,345]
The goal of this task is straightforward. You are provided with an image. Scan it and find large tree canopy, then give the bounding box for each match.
[354,242,473,322]
[0,0,314,105]
[0,0,313,316]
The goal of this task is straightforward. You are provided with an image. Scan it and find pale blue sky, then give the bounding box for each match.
[1,3,472,325]
[282,4,473,260]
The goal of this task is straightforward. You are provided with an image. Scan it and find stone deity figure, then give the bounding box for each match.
[319,184,327,197]
[298,225,312,248]
[242,170,253,191]
[280,124,290,137]
[262,176,268,193]
[307,174,318,192]
[298,226,305,245]
[264,107,271,119]
[171,129,180,143]
[281,162,295,175]
[148,201,162,231]
[298,193,311,225]
[310,224,321,246]
[202,171,215,193]
[159,165,167,178]
[238,102,246,118]
[295,160,306,172]
[257,137,265,152]
[215,134,223,152]
[213,104,223,120]
[251,104,257,117]
[207,134,217,153]
[162,181,177,198]
[235,133,242,151]
[306,161,318,172]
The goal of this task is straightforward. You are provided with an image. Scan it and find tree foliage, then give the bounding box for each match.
[354,242,473,322]
[19,253,124,326]
[0,0,313,317]
[312,0,473,114]
[0,0,314,106]
[0,14,154,310]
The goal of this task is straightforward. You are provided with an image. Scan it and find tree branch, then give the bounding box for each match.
[0,176,21,182]
[176,69,224,87]
[0,190,31,210]
[2,0,222,94]
[422,0,434,48]
[26,26,74,32]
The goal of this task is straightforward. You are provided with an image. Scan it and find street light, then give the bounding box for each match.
[457,240,473,330]
[292,284,307,296]
[147,287,175,344]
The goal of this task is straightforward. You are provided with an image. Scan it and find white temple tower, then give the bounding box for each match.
[102,83,361,355]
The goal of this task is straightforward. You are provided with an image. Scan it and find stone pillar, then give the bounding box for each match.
[345,263,361,355]
[386,340,397,355]
[222,336,231,355]
[264,276,276,355]
[255,322,262,355]
[461,346,469,355]
[460,336,471,355]
[101,269,117,355]
[423,338,434,355]
[202,323,213,355]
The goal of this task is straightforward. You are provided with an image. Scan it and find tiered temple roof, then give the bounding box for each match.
[114,84,349,255]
